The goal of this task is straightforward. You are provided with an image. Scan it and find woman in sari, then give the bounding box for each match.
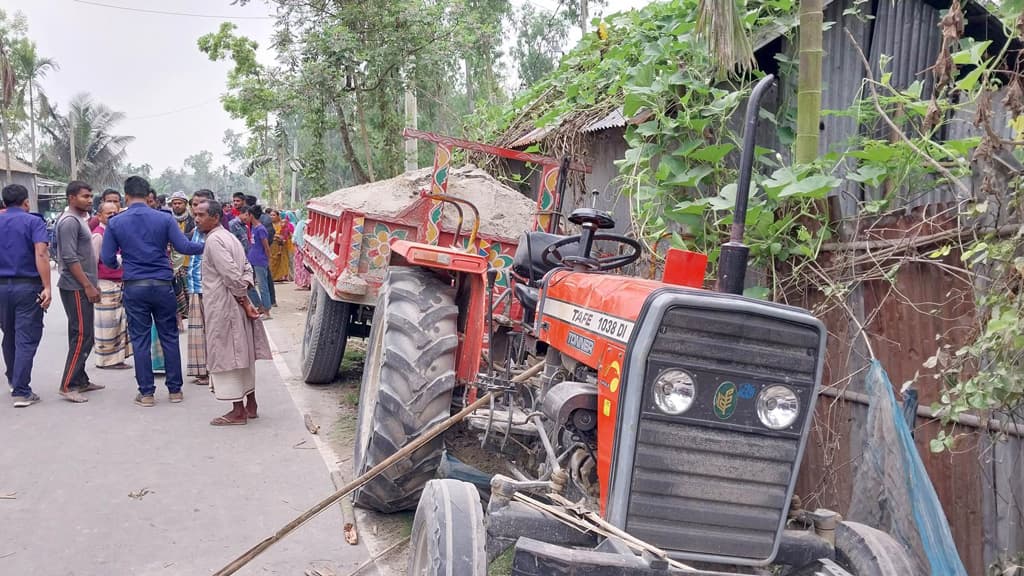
[268,210,294,282]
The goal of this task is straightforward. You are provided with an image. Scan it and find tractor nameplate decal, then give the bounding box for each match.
[713,381,738,420]
[542,298,635,344]
[738,383,757,400]
[567,331,596,356]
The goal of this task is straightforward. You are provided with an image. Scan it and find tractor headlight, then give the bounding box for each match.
[653,369,696,415]
[756,385,800,430]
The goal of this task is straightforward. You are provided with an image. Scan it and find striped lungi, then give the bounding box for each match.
[94,279,132,367]
[186,293,208,379]
[174,267,189,319]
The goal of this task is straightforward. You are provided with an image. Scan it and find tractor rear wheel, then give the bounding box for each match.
[352,267,459,513]
[835,521,921,575]
[301,277,350,385]
[408,479,487,576]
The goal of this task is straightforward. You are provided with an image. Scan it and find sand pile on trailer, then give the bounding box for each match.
[316,165,536,239]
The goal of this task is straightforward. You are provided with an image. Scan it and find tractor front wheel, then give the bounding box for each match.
[352,267,459,513]
[835,521,922,575]
[408,479,487,576]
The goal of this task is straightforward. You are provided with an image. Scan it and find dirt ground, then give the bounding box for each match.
[271,283,411,576]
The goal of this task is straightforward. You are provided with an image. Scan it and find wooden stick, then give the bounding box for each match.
[514,493,696,572]
[818,385,1024,437]
[212,359,545,576]
[213,392,496,576]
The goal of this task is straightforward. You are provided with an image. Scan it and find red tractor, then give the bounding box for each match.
[350,76,919,575]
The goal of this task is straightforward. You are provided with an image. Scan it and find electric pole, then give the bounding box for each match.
[404,85,418,173]
[69,116,78,180]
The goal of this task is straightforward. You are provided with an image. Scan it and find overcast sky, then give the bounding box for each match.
[6,0,647,174]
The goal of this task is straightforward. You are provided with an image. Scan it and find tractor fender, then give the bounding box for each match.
[542,380,598,431]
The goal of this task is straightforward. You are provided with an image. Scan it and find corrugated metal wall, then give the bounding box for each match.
[795,2,1024,574]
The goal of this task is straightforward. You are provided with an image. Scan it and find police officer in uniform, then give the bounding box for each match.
[0,184,53,407]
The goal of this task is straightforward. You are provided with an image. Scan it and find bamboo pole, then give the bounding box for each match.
[795,0,824,164]
[212,392,496,576]
[212,360,546,576]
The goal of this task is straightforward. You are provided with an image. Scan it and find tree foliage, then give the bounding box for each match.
[39,93,134,188]
[201,0,517,200]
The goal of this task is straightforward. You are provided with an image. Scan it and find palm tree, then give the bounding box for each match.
[41,93,134,188]
[697,0,823,163]
[12,40,57,172]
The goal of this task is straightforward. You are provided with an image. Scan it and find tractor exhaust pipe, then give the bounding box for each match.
[716,74,775,296]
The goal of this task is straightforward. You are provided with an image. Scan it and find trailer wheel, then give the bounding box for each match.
[353,267,458,513]
[408,479,487,576]
[301,278,350,385]
[835,521,922,575]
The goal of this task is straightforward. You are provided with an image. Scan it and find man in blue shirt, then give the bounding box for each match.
[101,176,204,407]
[0,184,52,407]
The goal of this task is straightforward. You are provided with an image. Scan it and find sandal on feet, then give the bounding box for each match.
[210,415,246,426]
[193,378,209,386]
[79,383,105,392]
[60,391,89,403]
[99,363,133,370]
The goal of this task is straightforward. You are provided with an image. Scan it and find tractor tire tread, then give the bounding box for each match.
[408,479,487,576]
[835,521,923,576]
[301,278,350,385]
[353,267,458,514]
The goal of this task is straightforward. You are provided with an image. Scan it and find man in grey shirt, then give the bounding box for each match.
[56,181,103,403]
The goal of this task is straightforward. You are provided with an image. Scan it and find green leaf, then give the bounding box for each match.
[623,93,645,117]
[928,244,952,259]
[663,165,714,187]
[951,40,991,66]
[635,120,660,137]
[956,67,984,92]
[778,175,840,198]
[689,144,735,163]
[847,164,888,187]
[672,139,705,158]
[673,198,711,215]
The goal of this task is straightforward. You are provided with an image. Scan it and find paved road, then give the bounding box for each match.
[0,283,371,575]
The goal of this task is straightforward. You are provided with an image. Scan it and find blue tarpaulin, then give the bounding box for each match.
[847,360,967,576]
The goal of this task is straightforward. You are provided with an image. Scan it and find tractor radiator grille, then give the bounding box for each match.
[626,420,799,559]
[624,305,821,562]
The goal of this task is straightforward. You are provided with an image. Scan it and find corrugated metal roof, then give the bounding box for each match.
[580,107,654,134]
[509,125,555,148]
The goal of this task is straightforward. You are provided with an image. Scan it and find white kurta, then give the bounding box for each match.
[201,226,272,401]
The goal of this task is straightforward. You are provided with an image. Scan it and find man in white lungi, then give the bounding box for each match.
[193,199,271,426]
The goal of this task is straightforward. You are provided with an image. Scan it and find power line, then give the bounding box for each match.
[72,0,275,20]
[125,97,221,121]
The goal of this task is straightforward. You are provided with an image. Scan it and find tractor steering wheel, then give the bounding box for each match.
[541,233,642,272]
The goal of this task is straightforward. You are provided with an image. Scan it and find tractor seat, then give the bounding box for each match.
[514,283,540,325]
[514,283,540,311]
[512,231,577,285]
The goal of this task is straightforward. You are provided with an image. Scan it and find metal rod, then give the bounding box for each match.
[730,74,775,244]
[549,155,572,233]
[534,419,563,475]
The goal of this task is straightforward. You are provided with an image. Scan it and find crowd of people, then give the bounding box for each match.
[0,177,308,426]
